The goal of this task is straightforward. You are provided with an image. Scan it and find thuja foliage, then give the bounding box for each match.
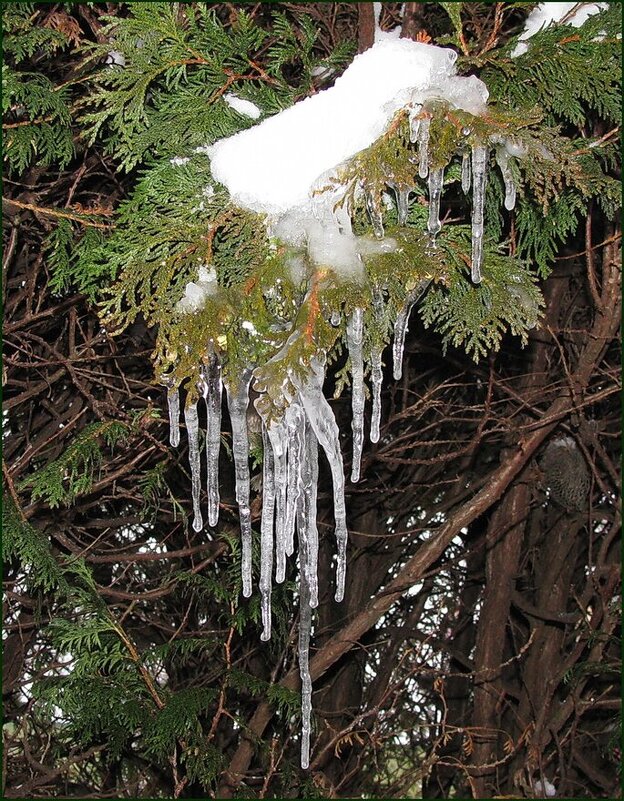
[3,2,621,795]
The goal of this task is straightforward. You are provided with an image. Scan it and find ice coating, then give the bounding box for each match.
[293,358,348,603]
[167,387,180,447]
[427,166,444,240]
[225,368,254,598]
[223,92,262,119]
[260,426,275,641]
[470,145,488,284]
[495,147,517,211]
[370,346,383,443]
[203,357,222,527]
[184,401,203,533]
[347,308,365,482]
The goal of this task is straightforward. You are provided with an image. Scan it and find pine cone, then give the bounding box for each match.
[540,436,590,512]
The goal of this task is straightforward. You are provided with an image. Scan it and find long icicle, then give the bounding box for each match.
[225,368,254,598]
[470,144,488,284]
[260,425,275,641]
[298,535,313,770]
[294,357,348,602]
[370,346,383,443]
[347,308,365,482]
[285,402,305,556]
[392,280,430,381]
[303,420,319,609]
[267,418,289,582]
[204,356,222,527]
[184,400,203,532]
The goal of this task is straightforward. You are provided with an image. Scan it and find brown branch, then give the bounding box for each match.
[2,196,112,228]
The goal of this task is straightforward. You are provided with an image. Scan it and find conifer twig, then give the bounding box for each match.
[3,197,113,229]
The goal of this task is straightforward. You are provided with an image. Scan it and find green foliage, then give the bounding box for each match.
[420,229,544,359]
[78,3,353,171]
[2,496,67,593]
[2,4,76,172]
[19,419,131,508]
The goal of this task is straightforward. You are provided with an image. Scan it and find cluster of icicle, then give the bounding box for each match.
[164,135,518,769]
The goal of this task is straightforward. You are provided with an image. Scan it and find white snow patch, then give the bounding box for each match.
[176,264,218,313]
[223,93,262,120]
[208,39,487,215]
[511,2,607,57]
[170,156,190,166]
[207,39,488,277]
[374,1,402,42]
[533,778,557,797]
[106,50,125,67]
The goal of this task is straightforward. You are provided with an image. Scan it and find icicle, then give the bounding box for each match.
[266,418,289,583]
[302,421,319,608]
[225,368,254,597]
[495,147,516,211]
[370,346,383,443]
[365,191,384,239]
[461,151,471,193]
[167,387,180,447]
[285,402,305,556]
[203,356,222,527]
[417,116,431,179]
[427,166,444,241]
[298,542,313,770]
[294,357,348,602]
[470,145,488,284]
[260,425,275,641]
[346,308,365,483]
[393,281,429,381]
[395,186,410,226]
[184,400,203,532]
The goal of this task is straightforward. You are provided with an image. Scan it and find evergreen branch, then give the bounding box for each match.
[3,197,113,228]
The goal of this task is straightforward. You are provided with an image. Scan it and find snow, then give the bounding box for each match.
[223,92,262,120]
[175,265,218,313]
[208,39,488,215]
[511,2,607,57]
